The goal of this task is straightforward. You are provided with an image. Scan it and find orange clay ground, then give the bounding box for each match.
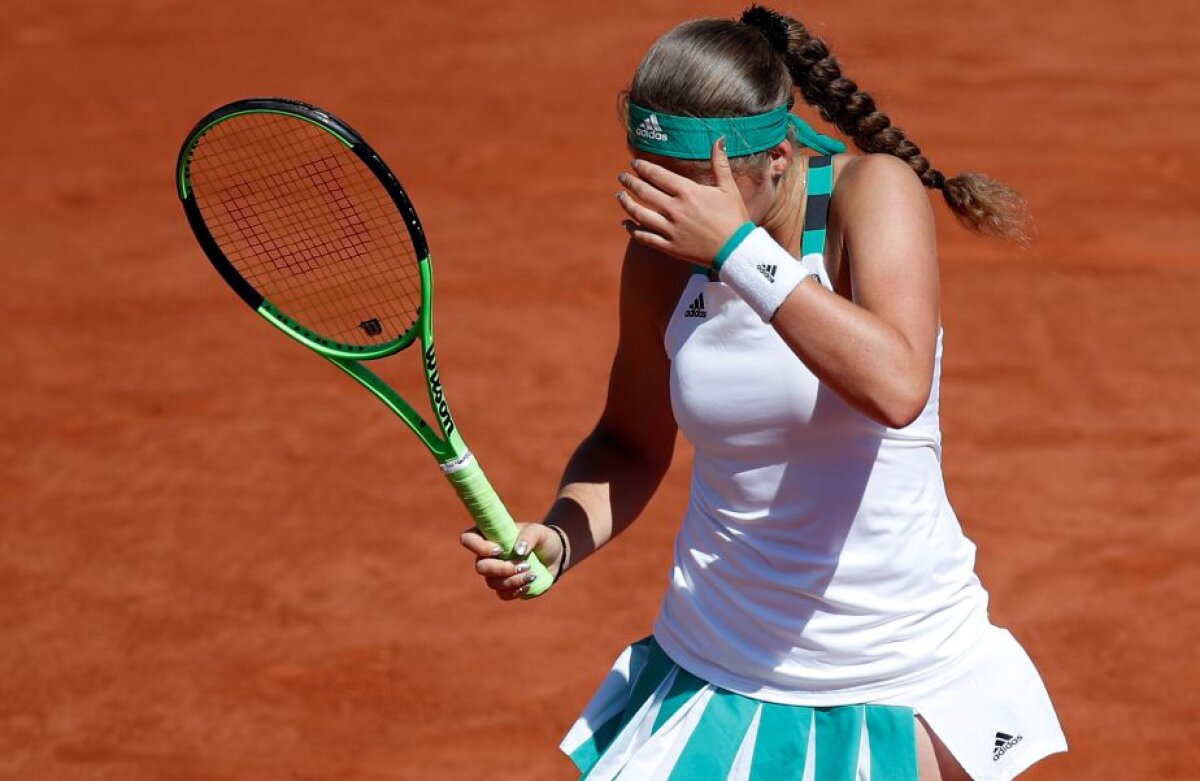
[2,1,1197,778]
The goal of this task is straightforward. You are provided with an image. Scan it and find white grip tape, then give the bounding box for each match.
[438,450,476,475]
[717,227,811,322]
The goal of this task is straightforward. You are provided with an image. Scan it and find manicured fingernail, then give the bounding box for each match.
[618,173,630,185]
[515,562,531,573]
[631,159,639,168]
[525,572,537,584]
[615,191,624,201]
[717,136,726,151]
[514,540,530,557]
[491,545,504,556]
[516,584,529,595]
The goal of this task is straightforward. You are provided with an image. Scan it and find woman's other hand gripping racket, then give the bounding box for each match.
[460,523,566,601]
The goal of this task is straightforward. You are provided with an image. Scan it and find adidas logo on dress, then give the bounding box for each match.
[993,731,1023,761]
[757,264,777,283]
[684,293,706,318]
[635,114,669,142]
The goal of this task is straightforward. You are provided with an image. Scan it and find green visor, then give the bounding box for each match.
[627,102,847,159]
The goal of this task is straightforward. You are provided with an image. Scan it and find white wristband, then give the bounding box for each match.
[716,227,810,322]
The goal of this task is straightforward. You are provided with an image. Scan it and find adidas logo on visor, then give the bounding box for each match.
[635,114,669,142]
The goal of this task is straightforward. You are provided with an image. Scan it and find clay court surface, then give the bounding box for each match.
[2,0,1197,778]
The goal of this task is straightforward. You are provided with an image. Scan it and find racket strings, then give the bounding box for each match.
[187,113,423,348]
[208,121,419,342]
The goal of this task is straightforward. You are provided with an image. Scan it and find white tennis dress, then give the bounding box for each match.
[657,275,984,704]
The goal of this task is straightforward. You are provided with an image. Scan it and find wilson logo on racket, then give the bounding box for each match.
[359,318,383,336]
[424,345,456,436]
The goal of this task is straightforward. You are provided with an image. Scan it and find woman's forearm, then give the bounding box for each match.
[542,423,673,574]
[771,279,935,429]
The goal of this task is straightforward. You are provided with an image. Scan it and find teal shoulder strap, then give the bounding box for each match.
[800,155,834,257]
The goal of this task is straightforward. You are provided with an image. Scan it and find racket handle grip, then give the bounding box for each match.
[441,454,554,598]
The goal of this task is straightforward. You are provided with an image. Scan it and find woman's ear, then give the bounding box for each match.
[768,140,794,183]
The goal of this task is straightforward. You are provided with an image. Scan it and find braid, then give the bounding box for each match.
[741,5,1030,243]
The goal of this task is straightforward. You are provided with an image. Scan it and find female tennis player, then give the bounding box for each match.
[461,6,1066,779]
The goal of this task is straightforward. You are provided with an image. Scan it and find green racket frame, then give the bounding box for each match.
[176,98,552,596]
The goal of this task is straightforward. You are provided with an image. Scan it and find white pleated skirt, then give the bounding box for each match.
[560,630,1066,780]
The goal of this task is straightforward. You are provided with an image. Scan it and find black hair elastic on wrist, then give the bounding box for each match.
[545,524,569,582]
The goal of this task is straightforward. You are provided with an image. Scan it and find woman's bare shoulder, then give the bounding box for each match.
[618,239,695,340]
[832,153,928,202]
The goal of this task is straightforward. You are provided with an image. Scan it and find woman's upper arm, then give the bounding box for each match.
[595,239,686,472]
[836,153,940,369]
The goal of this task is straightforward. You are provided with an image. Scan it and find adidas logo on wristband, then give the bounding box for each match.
[993,731,1023,761]
[756,264,777,283]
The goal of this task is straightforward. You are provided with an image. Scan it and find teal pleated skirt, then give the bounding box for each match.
[560,637,918,780]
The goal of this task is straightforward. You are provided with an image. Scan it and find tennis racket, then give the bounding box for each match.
[175,97,552,596]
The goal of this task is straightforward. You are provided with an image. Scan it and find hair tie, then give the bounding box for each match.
[740,5,790,55]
